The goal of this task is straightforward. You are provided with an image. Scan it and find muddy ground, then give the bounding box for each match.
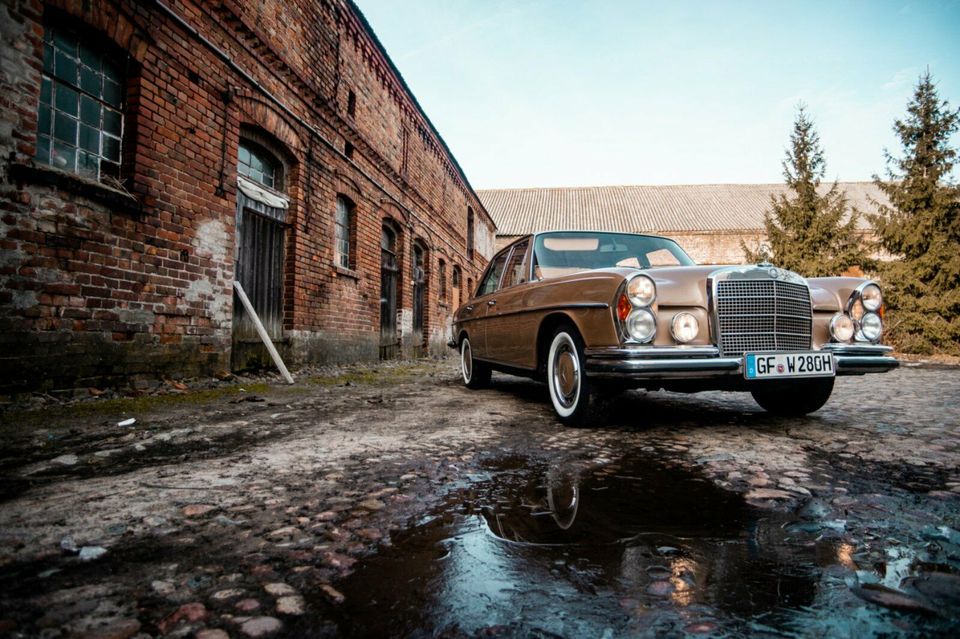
[0,360,958,638]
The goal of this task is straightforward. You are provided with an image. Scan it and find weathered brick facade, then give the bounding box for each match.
[0,0,496,393]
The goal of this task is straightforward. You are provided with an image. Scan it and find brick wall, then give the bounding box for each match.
[0,0,495,393]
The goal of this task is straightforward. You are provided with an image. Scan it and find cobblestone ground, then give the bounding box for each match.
[0,361,958,637]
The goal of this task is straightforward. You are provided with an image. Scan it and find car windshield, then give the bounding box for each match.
[532,231,694,279]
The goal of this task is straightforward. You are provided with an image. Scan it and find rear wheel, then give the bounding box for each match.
[751,377,835,416]
[546,325,598,427]
[461,336,491,389]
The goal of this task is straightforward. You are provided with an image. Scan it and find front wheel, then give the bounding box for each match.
[461,336,491,389]
[546,326,598,427]
[751,377,835,416]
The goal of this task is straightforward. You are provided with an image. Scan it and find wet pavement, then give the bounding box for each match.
[0,360,958,637]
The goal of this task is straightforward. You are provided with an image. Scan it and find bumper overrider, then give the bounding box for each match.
[584,344,898,379]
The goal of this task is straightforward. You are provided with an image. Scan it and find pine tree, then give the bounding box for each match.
[742,106,866,276]
[870,71,960,354]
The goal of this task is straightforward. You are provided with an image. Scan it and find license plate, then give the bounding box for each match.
[744,352,835,380]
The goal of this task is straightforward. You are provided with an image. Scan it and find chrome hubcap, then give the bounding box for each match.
[552,340,580,408]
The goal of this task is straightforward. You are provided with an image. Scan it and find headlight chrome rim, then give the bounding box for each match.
[625,308,657,343]
[830,313,855,342]
[860,312,883,342]
[626,274,656,307]
[671,312,699,343]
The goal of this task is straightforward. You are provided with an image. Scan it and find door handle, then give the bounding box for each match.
[487,300,497,307]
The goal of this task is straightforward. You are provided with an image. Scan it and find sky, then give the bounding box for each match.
[354,0,960,189]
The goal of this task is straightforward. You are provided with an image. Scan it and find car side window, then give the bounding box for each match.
[500,239,530,289]
[477,251,510,297]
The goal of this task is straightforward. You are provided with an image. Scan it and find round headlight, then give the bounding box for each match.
[860,312,882,342]
[861,284,882,312]
[671,312,699,343]
[830,313,855,342]
[626,275,656,307]
[626,308,656,343]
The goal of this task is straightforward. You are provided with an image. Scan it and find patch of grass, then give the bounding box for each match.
[1,382,274,428]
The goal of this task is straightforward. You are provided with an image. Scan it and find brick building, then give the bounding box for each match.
[479,182,884,265]
[0,0,496,393]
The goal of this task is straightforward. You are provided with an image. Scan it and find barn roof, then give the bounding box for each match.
[477,182,885,236]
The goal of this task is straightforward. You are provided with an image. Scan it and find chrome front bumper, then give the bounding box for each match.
[584,344,898,379]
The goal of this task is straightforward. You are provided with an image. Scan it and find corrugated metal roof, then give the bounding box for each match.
[477,182,885,235]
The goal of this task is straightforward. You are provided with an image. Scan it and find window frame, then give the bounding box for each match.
[238,140,283,191]
[36,19,127,183]
[438,259,447,302]
[500,238,531,290]
[476,247,511,298]
[335,195,356,270]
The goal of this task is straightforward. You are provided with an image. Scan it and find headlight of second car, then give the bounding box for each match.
[626,308,657,343]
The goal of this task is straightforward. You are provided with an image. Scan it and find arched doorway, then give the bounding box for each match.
[379,222,400,359]
[232,138,289,370]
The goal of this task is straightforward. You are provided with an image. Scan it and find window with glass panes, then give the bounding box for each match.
[438,260,447,300]
[335,196,353,269]
[238,142,282,190]
[36,22,124,181]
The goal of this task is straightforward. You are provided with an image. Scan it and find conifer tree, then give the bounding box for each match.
[743,106,865,276]
[870,71,960,354]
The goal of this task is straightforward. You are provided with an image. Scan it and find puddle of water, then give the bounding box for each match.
[318,455,954,637]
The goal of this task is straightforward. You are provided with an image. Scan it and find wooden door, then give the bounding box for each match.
[232,191,285,370]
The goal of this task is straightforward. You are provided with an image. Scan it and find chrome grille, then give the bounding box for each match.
[716,279,812,356]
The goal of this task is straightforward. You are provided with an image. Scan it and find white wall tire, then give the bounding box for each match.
[546,326,595,426]
[461,336,490,389]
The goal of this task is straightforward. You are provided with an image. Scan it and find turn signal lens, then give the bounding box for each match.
[861,284,882,312]
[626,275,656,307]
[860,312,883,342]
[626,308,656,343]
[671,312,699,343]
[830,313,855,342]
[617,293,631,322]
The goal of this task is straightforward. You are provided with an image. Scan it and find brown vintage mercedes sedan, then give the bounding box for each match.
[450,231,898,426]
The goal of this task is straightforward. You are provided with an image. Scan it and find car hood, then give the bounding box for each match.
[622,265,843,312]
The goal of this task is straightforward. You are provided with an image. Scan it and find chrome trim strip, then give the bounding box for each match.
[835,355,899,374]
[584,345,898,379]
[586,356,742,379]
[821,343,893,356]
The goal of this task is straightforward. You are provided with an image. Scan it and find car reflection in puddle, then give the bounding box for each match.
[320,455,953,637]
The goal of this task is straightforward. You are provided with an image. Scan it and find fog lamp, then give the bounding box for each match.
[626,308,656,343]
[860,312,883,342]
[671,312,699,343]
[830,313,855,342]
[626,275,656,307]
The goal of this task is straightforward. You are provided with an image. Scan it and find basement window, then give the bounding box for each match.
[36,21,125,182]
